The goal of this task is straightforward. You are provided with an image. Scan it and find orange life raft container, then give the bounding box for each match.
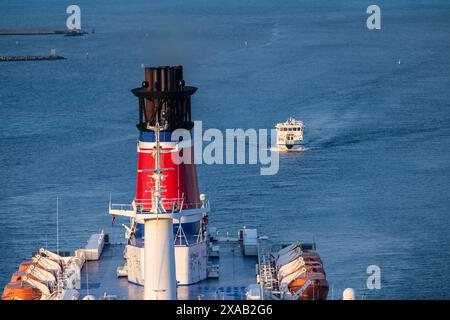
[2,281,43,300]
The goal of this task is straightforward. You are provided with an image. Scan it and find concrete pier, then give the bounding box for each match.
[0,55,66,62]
[0,28,90,36]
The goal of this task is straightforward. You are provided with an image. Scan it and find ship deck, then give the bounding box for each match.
[79,239,258,300]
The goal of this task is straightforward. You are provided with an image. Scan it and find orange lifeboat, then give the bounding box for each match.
[2,281,42,300]
[276,243,329,300]
[10,270,42,283]
[18,259,48,271]
[18,259,34,271]
[4,262,52,300]
[10,270,27,282]
[286,260,324,275]
[301,252,322,263]
[289,275,329,300]
[303,264,325,274]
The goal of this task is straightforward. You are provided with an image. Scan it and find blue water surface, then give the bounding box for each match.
[1,0,450,299]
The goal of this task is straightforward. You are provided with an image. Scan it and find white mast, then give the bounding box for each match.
[142,122,177,300]
[108,122,178,300]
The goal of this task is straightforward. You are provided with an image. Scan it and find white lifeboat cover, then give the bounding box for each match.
[33,256,61,273]
[276,241,301,259]
[277,257,305,280]
[26,266,56,282]
[276,247,302,268]
[279,267,307,288]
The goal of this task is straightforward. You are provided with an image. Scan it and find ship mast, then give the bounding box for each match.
[142,122,177,300]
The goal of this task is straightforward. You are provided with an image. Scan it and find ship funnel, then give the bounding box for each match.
[132,65,200,219]
[132,65,197,131]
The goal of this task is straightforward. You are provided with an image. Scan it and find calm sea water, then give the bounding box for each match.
[1,0,450,299]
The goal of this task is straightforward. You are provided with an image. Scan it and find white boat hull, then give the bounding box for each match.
[277,143,304,152]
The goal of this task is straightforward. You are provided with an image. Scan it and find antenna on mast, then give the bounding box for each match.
[152,122,167,215]
[137,122,173,215]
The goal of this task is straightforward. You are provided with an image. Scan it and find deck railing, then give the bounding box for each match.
[110,199,210,215]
